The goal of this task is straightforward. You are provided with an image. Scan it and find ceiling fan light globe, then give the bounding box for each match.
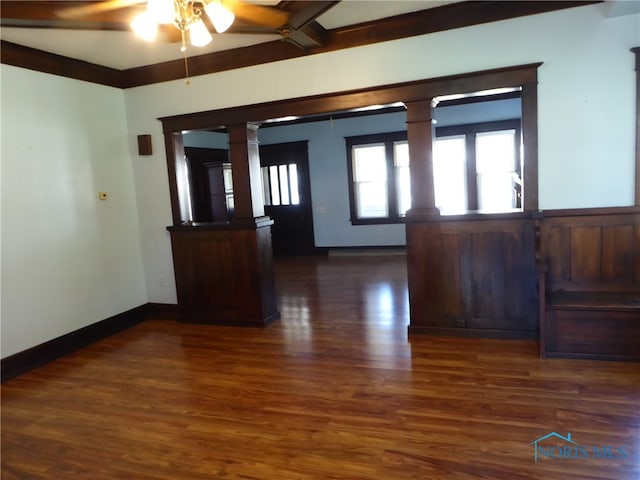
[131,11,159,42]
[147,0,175,24]
[204,1,235,33]
[189,19,213,47]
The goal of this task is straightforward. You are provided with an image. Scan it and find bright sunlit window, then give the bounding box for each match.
[261,163,300,207]
[346,132,410,223]
[394,141,412,216]
[352,143,389,218]
[346,120,521,224]
[434,119,521,213]
[476,130,518,211]
[433,135,468,213]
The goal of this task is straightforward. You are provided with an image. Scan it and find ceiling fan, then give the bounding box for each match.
[0,1,340,50]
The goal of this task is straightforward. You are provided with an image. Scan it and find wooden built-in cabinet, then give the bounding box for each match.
[168,219,279,326]
[538,208,640,360]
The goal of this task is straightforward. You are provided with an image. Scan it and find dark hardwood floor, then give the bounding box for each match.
[2,256,639,479]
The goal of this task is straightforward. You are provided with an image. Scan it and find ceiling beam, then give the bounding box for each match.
[0,1,600,88]
[281,1,341,30]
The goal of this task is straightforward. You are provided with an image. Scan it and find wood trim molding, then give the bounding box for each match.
[161,63,541,224]
[1,304,152,381]
[540,205,640,217]
[522,78,539,211]
[0,40,124,88]
[159,63,541,132]
[633,47,640,206]
[1,1,595,89]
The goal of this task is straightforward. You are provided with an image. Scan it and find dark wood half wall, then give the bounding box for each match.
[407,212,539,339]
[1,1,596,88]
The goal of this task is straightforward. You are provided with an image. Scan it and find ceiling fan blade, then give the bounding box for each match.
[57,0,144,20]
[158,24,183,43]
[221,0,290,29]
[1,1,143,30]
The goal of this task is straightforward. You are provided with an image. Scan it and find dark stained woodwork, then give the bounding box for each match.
[260,141,316,255]
[159,63,541,132]
[521,78,539,211]
[405,99,439,217]
[0,40,123,88]
[166,125,278,327]
[538,207,640,360]
[545,309,640,361]
[3,255,639,480]
[633,47,640,206]
[407,213,538,338]
[541,208,640,292]
[281,1,339,29]
[121,1,592,87]
[276,1,338,49]
[227,123,265,219]
[1,2,590,88]
[406,221,444,330]
[167,222,279,326]
[162,66,539,345]
[164,131,186,226]
[136,134,152,156]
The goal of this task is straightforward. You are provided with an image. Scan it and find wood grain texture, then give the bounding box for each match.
[539,208,640,360]
[168,223,278,326]
[2,256,639,479]
[542,210,640,292]
[407,216,538,336]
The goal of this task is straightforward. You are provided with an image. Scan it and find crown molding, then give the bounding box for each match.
[1,1,597,89]
[1,40,124,88]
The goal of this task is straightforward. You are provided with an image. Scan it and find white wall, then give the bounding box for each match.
[1,66,147,357]
[121,4,637,303]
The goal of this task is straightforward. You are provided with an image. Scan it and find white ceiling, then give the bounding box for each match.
[0,1,458,70]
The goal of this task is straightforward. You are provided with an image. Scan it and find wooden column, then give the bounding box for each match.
[522,80,539,211]
[632,47,640,206]
[167,122,279,327]
[228,123,265,220]
[405,99,440,218]
[405,99,443,333]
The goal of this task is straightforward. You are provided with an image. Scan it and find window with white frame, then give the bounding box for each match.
[346,132,410,224]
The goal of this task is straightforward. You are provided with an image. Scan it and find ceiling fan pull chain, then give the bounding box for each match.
[183,50,191,86]
[180,28,191,86]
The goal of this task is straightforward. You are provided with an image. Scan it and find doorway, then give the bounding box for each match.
[260,141,315,256]
[185,146,233,222]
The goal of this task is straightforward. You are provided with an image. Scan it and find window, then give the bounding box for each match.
[434,119,521,213]
[261,163,300,206]
[346,120,521,223]
[346,132,409,224]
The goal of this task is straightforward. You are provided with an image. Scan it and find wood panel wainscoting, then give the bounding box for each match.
[167,219,279,326]
[407,212,538,339]
[537,207,640,360]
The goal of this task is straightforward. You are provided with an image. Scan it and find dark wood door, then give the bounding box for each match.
[260,141,315,255]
